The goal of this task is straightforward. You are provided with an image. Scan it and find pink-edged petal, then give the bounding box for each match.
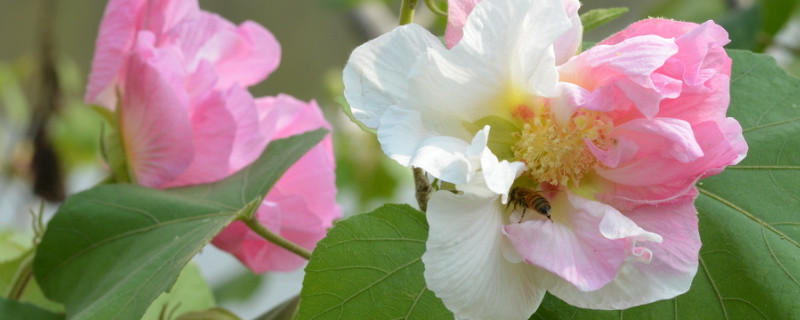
[423,191,548,319]
[455,0,571,97]
[559,35,681,118]
[445,0,581,64]
[343,24,443,129]
[444,0,481,48]
[120,37,193,188]
[548,193,700,309]
[553,0,582,65]
[85,0,146,108]
[504,192,661,291]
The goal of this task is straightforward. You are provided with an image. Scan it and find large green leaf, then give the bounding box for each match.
[297,204,452,319]
[33,129,327,320]
[531,50,800,319]
[0,297,64,320]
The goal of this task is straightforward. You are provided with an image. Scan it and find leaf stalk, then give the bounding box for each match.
[242,216,312,260]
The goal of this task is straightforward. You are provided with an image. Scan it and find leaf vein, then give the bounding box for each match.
[698,187,800,249]
[699,257,729,320]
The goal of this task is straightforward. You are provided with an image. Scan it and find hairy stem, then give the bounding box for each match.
[8,253,34,300]
[242,217,312,260]
[398,0,419,25]
[413,167,432,212]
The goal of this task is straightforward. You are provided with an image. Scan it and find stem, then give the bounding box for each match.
[424,0,448,17]
[8,253,34,300]
[413,167,432,212]
[398,0,419,25]
[242,217,312,260]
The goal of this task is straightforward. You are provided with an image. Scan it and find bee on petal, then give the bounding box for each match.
[507,187,551,221]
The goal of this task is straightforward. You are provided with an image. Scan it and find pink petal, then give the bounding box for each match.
[162,88,238,187]
[559,35,681,118]
[503,192,661,291]
[85,0,146,108]
[165,12,280,89]
[120,37,193,188]
[613,117,704,164]
[597,120,746,206]
[547,193,700,309]
[444,0,482,49]
[225,86,267,173]
[212,94,341,273]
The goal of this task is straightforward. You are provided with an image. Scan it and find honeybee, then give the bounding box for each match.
[507,187,551,221]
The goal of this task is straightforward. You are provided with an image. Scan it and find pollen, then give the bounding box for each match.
[511,107,613,187]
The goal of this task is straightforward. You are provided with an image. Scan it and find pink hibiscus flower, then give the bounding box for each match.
[343,0,747,317]
[87,0,341,272]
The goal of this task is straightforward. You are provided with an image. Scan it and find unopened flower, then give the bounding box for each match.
[343,0,746,317]
[87,0,341,272]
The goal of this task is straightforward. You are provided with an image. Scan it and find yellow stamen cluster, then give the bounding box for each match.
[512,108,613,187]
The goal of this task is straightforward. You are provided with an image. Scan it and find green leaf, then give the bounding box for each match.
[297,204,452,319]
[176,307,240,320]
[531,50,800,319]
[33,129,327,320]
[0,297,64,320]
[579,7,629,32]
[141,264,215,320]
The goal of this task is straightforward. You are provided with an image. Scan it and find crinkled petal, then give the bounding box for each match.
[167,12,280,88]
[597,119,745,205]
[343,24,443,128]
[480,146,525,200]
[504,192,661,291]
[423,191,547,319]
[121,36,193,188]
[548,193,700,309]
[559,35,680,118]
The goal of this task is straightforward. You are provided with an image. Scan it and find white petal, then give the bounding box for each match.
[378,107,480,185]
[423,191,548,319]
[547,195,701,309]
[480,146,525,201]
[343,24,443,128]
[454,0,572,96]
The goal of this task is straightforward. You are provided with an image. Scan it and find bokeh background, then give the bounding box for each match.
[1,0,798,318]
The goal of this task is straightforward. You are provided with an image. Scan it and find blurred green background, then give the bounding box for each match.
[1,0,798,318]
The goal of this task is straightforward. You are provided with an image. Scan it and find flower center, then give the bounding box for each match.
[511,105,613,187]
